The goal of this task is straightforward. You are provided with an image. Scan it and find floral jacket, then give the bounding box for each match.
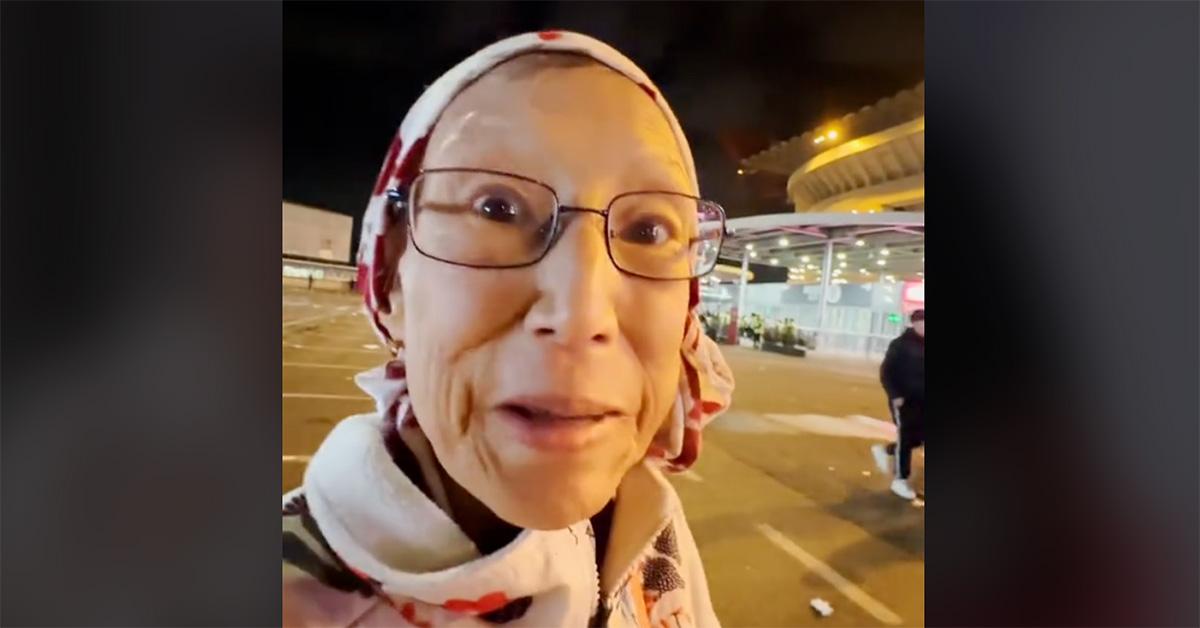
[282,413,719,627]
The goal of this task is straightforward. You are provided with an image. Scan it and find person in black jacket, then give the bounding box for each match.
[872,309,925,499]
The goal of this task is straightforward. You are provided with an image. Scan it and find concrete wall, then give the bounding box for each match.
[283,202,353,263]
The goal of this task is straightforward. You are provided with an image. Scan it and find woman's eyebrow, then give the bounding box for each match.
[427,135,531,171]
[623,152,690,191]
[428,112,526,162]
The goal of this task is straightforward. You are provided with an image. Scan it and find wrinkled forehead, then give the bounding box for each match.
[423,53,693,195]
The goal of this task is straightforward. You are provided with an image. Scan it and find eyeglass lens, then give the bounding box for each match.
[407,169,723,279]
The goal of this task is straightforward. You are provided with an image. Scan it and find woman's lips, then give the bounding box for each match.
[492,395,625,451]
[499,394,623,420]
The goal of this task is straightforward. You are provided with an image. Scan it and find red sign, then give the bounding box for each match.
[901,281,925,316]
[903,281,924,304]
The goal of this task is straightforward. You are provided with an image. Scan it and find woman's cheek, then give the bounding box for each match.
[402,257,531,350]
[624,281,690,431]
[401,258,532,432]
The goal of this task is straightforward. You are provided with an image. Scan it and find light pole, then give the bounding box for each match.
[736,252,750,333]
[814,239,834,350]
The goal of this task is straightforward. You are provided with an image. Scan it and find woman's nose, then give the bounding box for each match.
[524,213,620,349]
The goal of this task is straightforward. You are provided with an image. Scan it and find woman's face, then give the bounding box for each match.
[382,55,691,530]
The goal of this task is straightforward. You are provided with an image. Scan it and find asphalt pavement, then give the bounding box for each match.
[282,287,924,626]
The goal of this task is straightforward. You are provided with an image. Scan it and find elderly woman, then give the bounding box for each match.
[283,32,734,627]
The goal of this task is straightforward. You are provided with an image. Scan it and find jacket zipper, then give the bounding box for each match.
[590,519,670,627]
[588,522,607,628]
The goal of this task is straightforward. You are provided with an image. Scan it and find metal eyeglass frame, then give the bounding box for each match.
[385,167,728,281]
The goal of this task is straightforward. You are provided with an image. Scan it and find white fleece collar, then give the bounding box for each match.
[302,411,677,624]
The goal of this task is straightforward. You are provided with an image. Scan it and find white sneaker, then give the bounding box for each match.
[890,478,917,500]
[871,444,891,474]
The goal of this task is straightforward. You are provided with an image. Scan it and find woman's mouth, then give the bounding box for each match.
[492,396,625,451]
[498,404,610,423]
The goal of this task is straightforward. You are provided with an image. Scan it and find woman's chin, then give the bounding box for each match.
[483,466,620,530]
[457,411,633,527]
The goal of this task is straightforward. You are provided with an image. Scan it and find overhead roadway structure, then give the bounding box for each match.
[713,211,924,343]
[741,83,924,215]
[719,211,925,284]
[699,262,754,304]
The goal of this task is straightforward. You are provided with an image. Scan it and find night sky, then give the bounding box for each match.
[284,1,924,251]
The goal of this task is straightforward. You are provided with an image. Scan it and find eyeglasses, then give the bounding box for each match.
[386,167,727,281]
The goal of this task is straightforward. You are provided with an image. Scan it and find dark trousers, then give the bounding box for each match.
[886,399,924,479]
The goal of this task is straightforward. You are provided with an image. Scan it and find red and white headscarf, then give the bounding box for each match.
[355,30,733,471]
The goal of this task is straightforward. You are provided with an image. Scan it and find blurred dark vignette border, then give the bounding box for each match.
[928,2,1198,626]
[0,2,1196,627]
[1,2,283,626]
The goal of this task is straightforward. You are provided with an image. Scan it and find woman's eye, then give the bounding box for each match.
[474,196,520,223]
[619,218,673,245]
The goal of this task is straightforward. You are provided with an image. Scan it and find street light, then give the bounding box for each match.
[778,237,789,246]
[744,243,754,251]
[854,239,866,247]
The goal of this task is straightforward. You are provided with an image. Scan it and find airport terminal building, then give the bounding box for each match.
[281,201,357,290]
[704,84,925,359]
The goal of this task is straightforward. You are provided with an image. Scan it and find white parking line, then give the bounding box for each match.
[282,311,352,329]
[678,469,704,482]
[282,393,372,401]
[286,332,378,341]
[283,362,371,371]
[759,413,896,440]
[283,343,389,355]
[755,523,902,626]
